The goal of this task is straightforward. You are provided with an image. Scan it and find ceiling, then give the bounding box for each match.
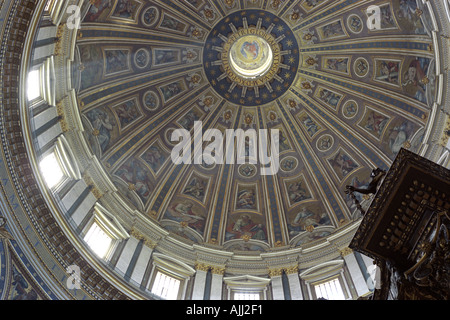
[66,0,437,254]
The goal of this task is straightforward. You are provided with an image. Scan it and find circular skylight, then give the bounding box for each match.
[229,34,274,79]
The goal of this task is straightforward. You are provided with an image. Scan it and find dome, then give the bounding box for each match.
[67,0,436,251]
[1,0,449,301]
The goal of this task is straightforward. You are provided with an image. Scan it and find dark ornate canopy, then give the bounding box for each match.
[1,0,448,300]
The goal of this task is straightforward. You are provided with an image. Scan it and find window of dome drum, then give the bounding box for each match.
[83,222,114,260]
[27,70,40,101]
[39,152,64,189]
[234,292,261,300]
[151,271,181,300]
[229,35,274,80]
[314,278,346,300]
